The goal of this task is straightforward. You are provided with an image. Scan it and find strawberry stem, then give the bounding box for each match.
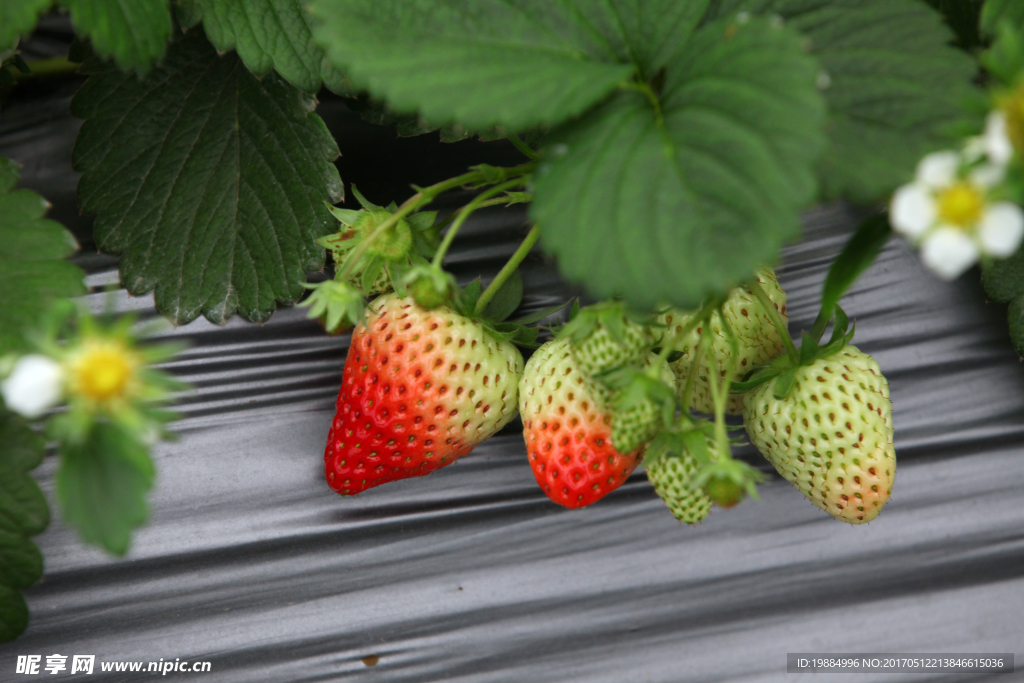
[507,132,540,160]
[475,224,541,316]
[432,178,527,268]
[750,279,798,364]
[335,163,534,283]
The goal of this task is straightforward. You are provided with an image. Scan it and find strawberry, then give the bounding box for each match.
[607,357,677,454]
[660,267,787,415]
[561,301,652,409]
[742,345,895,524]
[325,293,523,495]
[645,441,713,524]
[519,338,654,509]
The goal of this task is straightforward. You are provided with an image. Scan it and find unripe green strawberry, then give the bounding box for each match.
[645,439,714,524]
[563,302,652,380]
[325,294,523,495]
[519,338,647,509]
[660,267,786,414]
[609,357,677,454]
[742,345,895,525]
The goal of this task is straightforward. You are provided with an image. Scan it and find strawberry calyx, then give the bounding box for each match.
[317,184,440,296]
[731,303,856,400]
[693,457,765,508]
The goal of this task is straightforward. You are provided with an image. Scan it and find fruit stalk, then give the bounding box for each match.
[431,178,528,269]
[506,132,540,160]
[475,224,541,316]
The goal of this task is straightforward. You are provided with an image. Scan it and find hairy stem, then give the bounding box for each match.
[432,178,527,268]
[475,224,541,316]
[749,279,797,363]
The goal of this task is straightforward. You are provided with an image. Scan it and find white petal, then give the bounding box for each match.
[890,183,936,238]
[979,202,1024,257]
[963,136,986,163]
[984,111,1015,166]
[969,163,1006,189]
[920,227,980,280]
[916,151,960,188]
[0,355,64,418]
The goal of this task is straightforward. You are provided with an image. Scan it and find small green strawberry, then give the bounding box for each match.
[607,356,677,454]
[317,185,440,296]
[645,439,713,524]
[742,345,895,524]
[561,301,652,385]
[694,457,765,508]
[660,267,787,415]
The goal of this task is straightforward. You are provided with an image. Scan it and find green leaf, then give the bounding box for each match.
[310,0,714,131]
[71,30,344,325]
[0,584,28,642]
[809,213,891,340]
[0,0,51,49]
[481,270,523,323]
[176,0,349,93]
[983,244,1024,356]
[1008,295,1024,357]
[707,0,978,202]
[0,518,42,590]
[0,158,85,355]
[982,0,1024,35]
[58,0,173,75]
[0,412,48,642]
[57,423,155,556]
[922,0,984,48]
[532,17,825,309]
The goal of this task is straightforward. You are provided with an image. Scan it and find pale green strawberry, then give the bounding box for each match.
[742,345,895,525]
[660,267,786,415]
[610,355,677,453]
[563,302,652,380]
[645,439,714,524]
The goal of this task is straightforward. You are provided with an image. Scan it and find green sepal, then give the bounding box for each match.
[480,270,523,323]
[453,279,483,318]
[509,300,574,327]
[772,368,797,401]
[350,184,381,210]
[360,255,387,294]
[809,213,891,342]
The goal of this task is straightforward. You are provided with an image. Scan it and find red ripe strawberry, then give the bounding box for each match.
[325,294,524,495]
[519,337,651,509]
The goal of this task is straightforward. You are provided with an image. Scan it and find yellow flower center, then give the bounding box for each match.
[936,182,984,229]
[70,341,136,401]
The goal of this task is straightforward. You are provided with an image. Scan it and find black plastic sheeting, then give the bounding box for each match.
[2,21,1024,683]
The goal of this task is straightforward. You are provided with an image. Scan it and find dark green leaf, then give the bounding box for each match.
[481,270,523,323]
[708,0,978,202]
[983,240,1024,303]
[809,213,891,340]
[982,0,1024,35]
[1008,295,1024,356]
[0,0,51,48]
[0,458,50,538]
[510,300,573,326]
[0,158,85,355]
[176,0,349,93]
[533,17,824,309]
[57,423,155,556]
[0,518,42,590]
[922,0,983,48]
[312,0,705,131]
[0,584,28,642]
[58,0,173,75]
[72,31,344,325]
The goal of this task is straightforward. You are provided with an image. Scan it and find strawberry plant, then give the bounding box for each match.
[3,0,1024,643]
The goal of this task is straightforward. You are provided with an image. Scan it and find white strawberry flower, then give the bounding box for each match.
[1,354,65,418]
[890,150,1024,280]
[983,111,1015,166]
